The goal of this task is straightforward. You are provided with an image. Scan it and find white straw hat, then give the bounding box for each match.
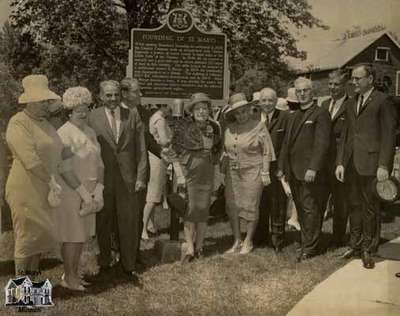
[19,74,60,104]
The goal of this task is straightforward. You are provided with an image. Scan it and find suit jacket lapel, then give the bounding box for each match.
[99,107,118,149]
[290,105,316,144]
[357,90,375,117]
[117,107,130,149]
[269,110,280,132]
[332,95,348,121]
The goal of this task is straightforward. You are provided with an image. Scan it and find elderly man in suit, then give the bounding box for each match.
[254,88,289,253]
[279,77,331,261]
[336,64,397,269]
[321,69,349,249]
[88,80,148,280]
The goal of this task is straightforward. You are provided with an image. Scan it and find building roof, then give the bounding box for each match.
[287,31,400,74]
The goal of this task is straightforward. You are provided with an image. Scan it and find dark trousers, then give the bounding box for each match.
[289,177,327,255]
[97,168,140,272]
[254,175,286,248]
[136,188,147,258]
[346,162,381,253]
[328,173,348,245]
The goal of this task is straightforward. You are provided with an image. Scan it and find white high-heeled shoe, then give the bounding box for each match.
[60,274,86,291]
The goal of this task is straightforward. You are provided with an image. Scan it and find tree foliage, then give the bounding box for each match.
[5,0,326,97]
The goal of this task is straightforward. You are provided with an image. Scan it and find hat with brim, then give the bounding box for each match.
[224,93,251,119]
[286,87,299,104]
[185,92,211,113]
[19,74,60,104]
[276,97,289,111]
[372,177,400,203]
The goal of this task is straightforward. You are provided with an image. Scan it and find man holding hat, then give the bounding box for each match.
[254,87,289,252]
[336,64,397,269]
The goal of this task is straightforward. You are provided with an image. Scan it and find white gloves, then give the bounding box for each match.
[48,175,62,207]
[173,162,186,187]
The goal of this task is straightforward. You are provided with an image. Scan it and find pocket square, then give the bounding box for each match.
[277,128,284,132]
[304,120,314,124]
[339,117,345,121]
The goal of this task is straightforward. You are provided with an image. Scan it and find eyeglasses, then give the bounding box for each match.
[351,76,367,82]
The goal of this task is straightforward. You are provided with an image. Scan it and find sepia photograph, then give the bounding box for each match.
[0,0,399,315]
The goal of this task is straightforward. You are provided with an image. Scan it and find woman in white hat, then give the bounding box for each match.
[5,74,63,278]
[172,92,221,263]
[56,86,104,291]
[223,93,275,254]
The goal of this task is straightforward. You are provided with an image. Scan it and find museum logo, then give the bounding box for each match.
[4,276,54,311]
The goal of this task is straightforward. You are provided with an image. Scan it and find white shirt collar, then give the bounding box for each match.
[120,102,129,110]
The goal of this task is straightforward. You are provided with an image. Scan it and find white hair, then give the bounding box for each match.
[62,86,92,110]
[259,87,277,99]
[294,77,313,89]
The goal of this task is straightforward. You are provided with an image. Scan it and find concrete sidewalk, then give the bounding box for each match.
[287,238,400,316]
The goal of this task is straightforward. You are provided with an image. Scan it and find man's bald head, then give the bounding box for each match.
[259,87,277,113]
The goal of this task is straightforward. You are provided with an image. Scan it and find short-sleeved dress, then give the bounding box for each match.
[172,117,221,223]
[224,119,275,221]
[146,111,173,203]
[5,111,63,258]
[56,121,104,242]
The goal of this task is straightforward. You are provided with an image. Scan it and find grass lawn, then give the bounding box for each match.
[0,208,399,316]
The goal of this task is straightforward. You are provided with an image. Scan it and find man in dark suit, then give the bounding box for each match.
[278,77,331,261]
[120,78,160,256]
[88,80,148,279]
[320,70,349,249]
[254,88,289,252]
[336,64,397,269]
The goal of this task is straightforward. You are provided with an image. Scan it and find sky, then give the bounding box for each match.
[0,0,399,54]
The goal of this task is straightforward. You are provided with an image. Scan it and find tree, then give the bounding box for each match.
[6,0,326,96]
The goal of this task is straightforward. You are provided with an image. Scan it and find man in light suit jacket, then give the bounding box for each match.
[254,88,289,252]
[88,80,148,280]
[320,69,349,249]
[278,77,331,261]
[336,64,397,269]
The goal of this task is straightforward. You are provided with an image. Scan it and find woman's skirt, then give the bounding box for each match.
[146,152,167,203]
[225,166,263,221]
[184,152,214,223]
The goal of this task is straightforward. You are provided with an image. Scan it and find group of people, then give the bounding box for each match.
[2,62,397,294]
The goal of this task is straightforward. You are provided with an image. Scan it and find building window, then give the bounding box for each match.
[375,47,390,62]
[396,71,400,96]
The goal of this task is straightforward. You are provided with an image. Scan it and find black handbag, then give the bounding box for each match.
[167,189,188,218]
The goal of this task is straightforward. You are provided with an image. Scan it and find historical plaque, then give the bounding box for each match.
[127,9,229,105]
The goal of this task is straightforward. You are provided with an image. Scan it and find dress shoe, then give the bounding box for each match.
[194,248,204,260]
[225,241,242,254]
[339,248,360,259]
[296,252,315,262]
[361,252,375,269]
[274,245,283,254]
[60,279,86,292]
[181,254,194,265]
[239,242,253,255]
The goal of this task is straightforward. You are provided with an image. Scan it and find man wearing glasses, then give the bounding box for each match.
[336,64,397,269]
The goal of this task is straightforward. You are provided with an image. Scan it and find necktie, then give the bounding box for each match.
[357,95,364,115]
[329,100,336,118]
[110,109,118,142]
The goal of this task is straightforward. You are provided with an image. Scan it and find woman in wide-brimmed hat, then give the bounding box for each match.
[5,74,63,278]
[172,92,221,263]
[223,93,275,254]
